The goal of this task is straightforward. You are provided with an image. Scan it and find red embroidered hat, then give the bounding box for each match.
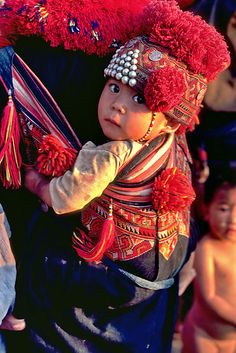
[104,0,230,131]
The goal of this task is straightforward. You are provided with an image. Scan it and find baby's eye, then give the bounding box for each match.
[133,94,146,104]
[218,205,229,212]
[109,83,120,93]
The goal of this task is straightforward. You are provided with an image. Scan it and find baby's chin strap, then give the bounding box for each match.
[136,112,156,143]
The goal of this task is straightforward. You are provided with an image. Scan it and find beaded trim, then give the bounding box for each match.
[137,112,156,143]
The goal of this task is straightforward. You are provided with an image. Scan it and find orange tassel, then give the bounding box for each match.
[0,90,22,188]
[73,200,116,262]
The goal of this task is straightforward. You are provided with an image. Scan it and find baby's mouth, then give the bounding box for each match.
[105,118,120,127]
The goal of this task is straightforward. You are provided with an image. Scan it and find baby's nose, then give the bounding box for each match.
[112,101,126,114]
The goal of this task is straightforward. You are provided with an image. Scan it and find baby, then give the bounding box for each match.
[181,169,236,353]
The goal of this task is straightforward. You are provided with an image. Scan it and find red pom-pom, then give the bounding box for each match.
[36,134,78,177]
[143,0,230,81]
[144,67,186,112]
[152,167,195,214]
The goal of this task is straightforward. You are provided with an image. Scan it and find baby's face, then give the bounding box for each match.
[206,186,236,242]
[98,79,168,141]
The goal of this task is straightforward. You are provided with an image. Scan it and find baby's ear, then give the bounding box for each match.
[163,120,180,133]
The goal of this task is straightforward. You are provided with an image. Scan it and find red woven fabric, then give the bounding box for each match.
[0,0,149,55]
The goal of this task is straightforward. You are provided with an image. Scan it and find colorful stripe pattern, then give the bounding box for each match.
[0,46,81,169]
[75,132,192,273]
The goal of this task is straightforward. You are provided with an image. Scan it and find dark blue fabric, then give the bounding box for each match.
[0,46,14,91]
[12,208,179,353]
[15,37,107,145]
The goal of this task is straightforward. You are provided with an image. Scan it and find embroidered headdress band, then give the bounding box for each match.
[104,0,230,132]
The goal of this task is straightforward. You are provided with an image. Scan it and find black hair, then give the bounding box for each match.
[204,167,236,204]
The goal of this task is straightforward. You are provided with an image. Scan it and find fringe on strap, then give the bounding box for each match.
[0,89,22,189]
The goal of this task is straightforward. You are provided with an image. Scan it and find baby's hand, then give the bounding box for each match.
[24,166,52,206]
[24,166,44,194]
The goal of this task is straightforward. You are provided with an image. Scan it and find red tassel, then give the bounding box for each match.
[73,200,116,262]
[99,201,116,250]
[152,167,196,214]
[0,91,22,188]
[37,134,78,177]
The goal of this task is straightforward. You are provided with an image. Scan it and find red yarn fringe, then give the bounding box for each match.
[37,134,78,177]
[0,93,22,189]
[144,66,186,113]
[1,0,149,56]
[152,167,195,214]
[143,0,230,81]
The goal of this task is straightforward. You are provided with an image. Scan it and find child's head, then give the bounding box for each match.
[100,0,230,142]
[98,79,177,141]
[204,168,236,241]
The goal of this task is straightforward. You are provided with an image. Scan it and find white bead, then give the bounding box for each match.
[130,64,137,71]
[129,78,137,87]
[125,56,132,61]
[129,71,137,78]
[119,59,125,65]
[122,68,129,75]
[121,76,129,84]
[124,62,131,68]
[116,73,122,80]
[132,53,139,59]
[131,59,138,65]
[117,66,123,72]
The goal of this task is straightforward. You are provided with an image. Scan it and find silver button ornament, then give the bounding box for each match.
[104,47,140,88]
[149,50,162,61]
